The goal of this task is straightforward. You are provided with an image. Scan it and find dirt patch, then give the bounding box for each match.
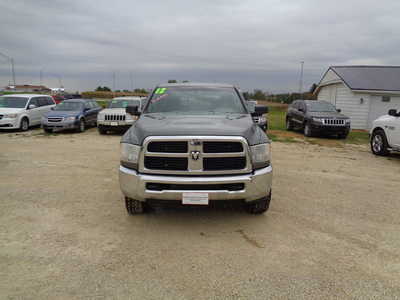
[1,128,400,299]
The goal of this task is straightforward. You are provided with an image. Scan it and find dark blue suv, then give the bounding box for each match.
[41,99,102,133]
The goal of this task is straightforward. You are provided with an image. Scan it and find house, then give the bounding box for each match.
[4,84,51,93]
[313,66,400,129]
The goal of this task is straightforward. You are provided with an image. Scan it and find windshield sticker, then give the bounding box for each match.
[155,88,167,94]
[151,93,168,103]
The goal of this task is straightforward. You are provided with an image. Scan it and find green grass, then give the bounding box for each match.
[96,99,109,108]
[268,107,287,130]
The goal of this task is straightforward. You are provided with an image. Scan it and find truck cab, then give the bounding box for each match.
[370,109,400,155]
[118,83,272,214]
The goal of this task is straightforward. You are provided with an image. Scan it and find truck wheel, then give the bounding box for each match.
[286,118,293,131]
[77,119,86,132]
[98,125,107,135]
[125,197,148,215]
[371,129,390,156]
[20,117,29,131]
[304,123,313,137]
[246,192,271,214]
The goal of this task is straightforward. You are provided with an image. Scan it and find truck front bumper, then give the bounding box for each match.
[119,165,273,203]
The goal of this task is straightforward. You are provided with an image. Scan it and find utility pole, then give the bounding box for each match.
[0,51,16,86]
[299,61,304,99]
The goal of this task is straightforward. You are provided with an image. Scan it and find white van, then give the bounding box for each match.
[0,94,56,131]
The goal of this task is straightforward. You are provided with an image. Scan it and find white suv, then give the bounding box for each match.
[370,109,400,155]
[97,96,146,134]
[0,94,56,131]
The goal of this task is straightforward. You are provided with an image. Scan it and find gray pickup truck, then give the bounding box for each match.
[119,83,273,214]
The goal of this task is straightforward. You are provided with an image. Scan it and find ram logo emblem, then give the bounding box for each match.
[191,151,200,161]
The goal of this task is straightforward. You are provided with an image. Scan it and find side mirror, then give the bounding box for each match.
[51,107,54,110]
[388,109,397,116]
[28,104,36,109]
[252,105,268,116]
[126,105,140,116]
[84,107,90,111]
[337,109,341,113]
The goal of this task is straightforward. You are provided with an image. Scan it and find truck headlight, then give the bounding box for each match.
[121,143,141,170]
[97,114,105,121]
[65,116,76,121]
[345,119,351,124]
[250,143,271,169]
[4,113,18,119]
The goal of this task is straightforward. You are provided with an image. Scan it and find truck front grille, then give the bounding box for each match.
[141,136,251,175]
[203,141,243,153]
[144,157,188,171]
[105,114,126,121]
[203,157,246,171]
[322,119,345,125]
[146,183,245,191]
[148,141,188,153]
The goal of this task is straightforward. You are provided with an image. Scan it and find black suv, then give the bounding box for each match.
[286,100,351,138]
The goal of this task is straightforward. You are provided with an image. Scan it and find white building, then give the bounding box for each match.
[314,66,400,129]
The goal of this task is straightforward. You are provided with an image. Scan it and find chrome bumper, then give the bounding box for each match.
[119,165,272,203]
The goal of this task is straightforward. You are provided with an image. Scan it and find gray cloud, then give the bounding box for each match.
[1,0,399,92]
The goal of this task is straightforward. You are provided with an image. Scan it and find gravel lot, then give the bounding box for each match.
[1,128,400,299]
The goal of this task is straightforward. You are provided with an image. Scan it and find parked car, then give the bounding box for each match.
[246,100,268,131]
[41,99,101,133]
[120,83,272,215]
[370,109,400,155]
[52,94,66,104]
[97,96,146,134]
[286,100,351,138]
[0,94,56,131]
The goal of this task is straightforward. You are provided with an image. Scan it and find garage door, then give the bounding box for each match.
[368,95,400,128]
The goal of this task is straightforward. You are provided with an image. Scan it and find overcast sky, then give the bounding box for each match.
[1,0,399,93]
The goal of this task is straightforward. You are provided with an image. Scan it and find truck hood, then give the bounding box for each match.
[0,108,24,114]
[98,108,126,115]
[45,110,81,118]
[122,113,269,146]
[308,111,349,119]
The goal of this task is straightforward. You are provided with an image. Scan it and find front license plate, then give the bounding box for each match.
[182,192,209,205]
[110,122,118,126]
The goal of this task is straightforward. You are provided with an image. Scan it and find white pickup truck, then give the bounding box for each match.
[370,109,400,155]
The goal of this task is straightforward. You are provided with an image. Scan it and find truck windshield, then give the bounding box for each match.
[109,99,141,108]
[54,101,83,111]
[306,101,337,112]
[145,87,246,114]
[0,97,28,108]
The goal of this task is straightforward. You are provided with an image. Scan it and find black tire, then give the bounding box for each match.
[77,119,86,132]
[20,117,29,131]
[371,129,390,156]
[98,125,107,135]
[125,197,148,215]
[286,118,293,131]
[304,122,313,137]
[246,192,271,214]
[43,128,53,134]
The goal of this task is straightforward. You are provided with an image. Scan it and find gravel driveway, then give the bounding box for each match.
[1,128,399,299]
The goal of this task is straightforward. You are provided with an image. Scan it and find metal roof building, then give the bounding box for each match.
[314,66,400,129]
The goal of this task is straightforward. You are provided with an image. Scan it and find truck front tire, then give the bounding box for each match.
[125,197,149,215]
[246,192,271,214]
[98,125,107,135]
